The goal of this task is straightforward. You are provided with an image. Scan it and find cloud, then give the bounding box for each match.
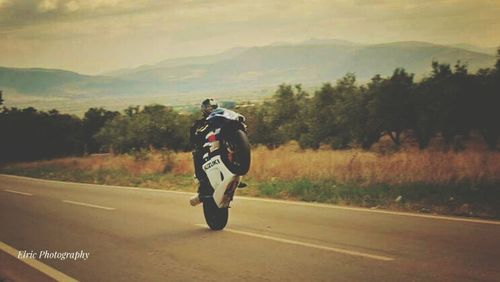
[39,0,59,12]
[64,1,79,12]
[0,0,155,30]
[0,0,498,74]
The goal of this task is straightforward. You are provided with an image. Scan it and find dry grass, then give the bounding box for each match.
[3,145,499,218]
[6,143,499,186]
[12,152,193,176]
[248,143,500,186]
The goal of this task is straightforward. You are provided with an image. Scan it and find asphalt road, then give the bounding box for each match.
[1,174,499,282]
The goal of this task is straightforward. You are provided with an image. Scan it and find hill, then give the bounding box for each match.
[110,40,495,92]
[0,40,497,114]
[0,67,92,96]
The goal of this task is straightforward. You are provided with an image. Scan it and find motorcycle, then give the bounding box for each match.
[196,108,251,230]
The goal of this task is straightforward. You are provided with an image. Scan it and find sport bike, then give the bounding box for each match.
[197,108,251,230]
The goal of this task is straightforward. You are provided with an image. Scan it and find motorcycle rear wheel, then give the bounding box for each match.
[223,129,251,175]
[203,197,228,230]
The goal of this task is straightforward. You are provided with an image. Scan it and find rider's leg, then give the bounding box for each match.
[190,150,211,206]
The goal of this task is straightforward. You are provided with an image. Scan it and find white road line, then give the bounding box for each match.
[235,196,500,226]
[2,174,500,226]
[0,174,193,196]
[62,200,115,210]
[195,224,395,261]
[4,189,33,196]
[0,241,78,282]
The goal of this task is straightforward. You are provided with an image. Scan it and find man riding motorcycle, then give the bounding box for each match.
[189,98,245,206]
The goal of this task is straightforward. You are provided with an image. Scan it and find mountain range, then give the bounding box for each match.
[0,40,497,113]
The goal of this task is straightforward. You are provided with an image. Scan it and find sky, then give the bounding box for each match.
[0,0,499,74]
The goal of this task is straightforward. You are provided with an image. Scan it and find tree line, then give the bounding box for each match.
[239,52,500,151]
[0,52,498,162]
[0,105,193,162]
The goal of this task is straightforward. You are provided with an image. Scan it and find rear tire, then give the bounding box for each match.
[203,198,228,230]
[223,129,251,175]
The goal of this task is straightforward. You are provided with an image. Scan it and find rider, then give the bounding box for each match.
[189,98,247,206]
[189,98,221,206]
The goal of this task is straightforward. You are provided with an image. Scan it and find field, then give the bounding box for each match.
[1,143,499,218]
[5,87,273,117]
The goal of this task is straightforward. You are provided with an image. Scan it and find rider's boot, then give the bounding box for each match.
[190,177,203,206]
[189,194,201,206]
[189,178,210,206]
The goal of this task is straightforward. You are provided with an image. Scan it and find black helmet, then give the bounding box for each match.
[201,98,218,117]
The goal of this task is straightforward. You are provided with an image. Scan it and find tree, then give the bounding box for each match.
[474,48,500,149]
[83,108,120,153]
[414,61,480,150]
[351,75,383,149]
[300,82,336,149]
[244,84,311,148]
[0,107,84,161]
[124,105,140,117]
[94,115,133,153]
[269,84,309,144]
[369,68,415,146]
[329,73,359,148]
[252,103,281,148]
[95,104,192,153]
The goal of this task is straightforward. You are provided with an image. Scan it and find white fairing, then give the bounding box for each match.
[202,155,240,208]
[206,108,242,122]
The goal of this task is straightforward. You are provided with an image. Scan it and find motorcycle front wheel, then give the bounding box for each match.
[203,197,228,230]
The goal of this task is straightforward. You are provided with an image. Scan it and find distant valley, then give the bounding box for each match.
[0,40,497,115]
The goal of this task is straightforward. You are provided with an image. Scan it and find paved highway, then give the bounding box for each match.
[1,174,499,281]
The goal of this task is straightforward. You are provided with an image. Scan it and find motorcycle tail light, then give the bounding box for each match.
[207,134,217,142]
